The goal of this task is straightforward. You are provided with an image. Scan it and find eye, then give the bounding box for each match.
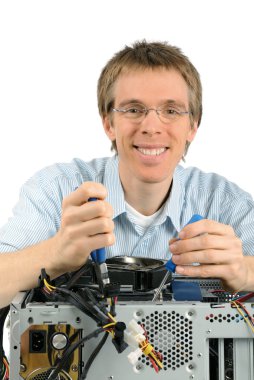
[125,106,144,114]
[163,107,179,115]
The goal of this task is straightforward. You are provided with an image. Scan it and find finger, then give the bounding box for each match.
[179,219,235,239]
[63,217,115,239]
[87,232,116,252]
[172,249,225,266]
[169,237,179,245]
[62,231,115,266]
[63,182,107,207]
[170,234,241,255]
[63,201,113,225]
[175,263,234,279]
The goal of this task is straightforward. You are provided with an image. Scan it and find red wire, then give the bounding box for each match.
[235,300,254,325]
[235,292,254,303]
[149,356,159,373]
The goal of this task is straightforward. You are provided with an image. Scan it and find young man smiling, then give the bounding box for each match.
[0,40,254,308]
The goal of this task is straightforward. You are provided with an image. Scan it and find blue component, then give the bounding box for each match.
[167,214,204,273]
[88,198,106,264]
[165,259,177,272]
[187,214,204,224]
[172,280,203,301]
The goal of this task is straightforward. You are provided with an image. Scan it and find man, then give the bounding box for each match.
[0,40,254,308]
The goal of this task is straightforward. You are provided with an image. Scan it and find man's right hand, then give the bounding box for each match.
[51,182,115,273]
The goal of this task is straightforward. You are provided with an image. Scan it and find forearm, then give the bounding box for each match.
[0,237,65,308]
[0,183,115,308]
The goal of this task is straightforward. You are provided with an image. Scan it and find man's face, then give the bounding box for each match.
[103,68,198,185]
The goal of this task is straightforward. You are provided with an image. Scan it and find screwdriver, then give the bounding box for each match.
[88,198,110,289]
[152,214,204,302]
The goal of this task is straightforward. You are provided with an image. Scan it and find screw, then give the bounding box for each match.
[188,311,193,316]
[136,311,142,316]
[136,364,143,370]
[71,364,78,372]
[189,375,195,379]
[188,364,194,370]
[206,329,211,334]
[108,377,114,380]
[20,364,26,372]
[197,353,202,358]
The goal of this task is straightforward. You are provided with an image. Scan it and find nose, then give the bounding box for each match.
[140,108,162,135]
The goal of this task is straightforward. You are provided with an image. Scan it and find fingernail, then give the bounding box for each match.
[179,231,185,239]
[172,255,179,263]
[170,243,176,252]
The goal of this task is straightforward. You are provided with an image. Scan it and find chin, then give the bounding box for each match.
[137,173,171,184]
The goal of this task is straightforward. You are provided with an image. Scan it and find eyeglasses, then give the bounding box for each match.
[112,104,191,124]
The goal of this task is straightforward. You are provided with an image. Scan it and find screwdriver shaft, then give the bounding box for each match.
[152,271,170,301]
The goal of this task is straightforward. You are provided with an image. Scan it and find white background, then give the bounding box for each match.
[1,0,254,358]
[1,1,254,228]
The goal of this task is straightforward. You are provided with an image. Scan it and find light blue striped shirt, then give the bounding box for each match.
[0,155,254,259]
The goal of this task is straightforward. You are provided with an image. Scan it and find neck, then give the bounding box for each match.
[120,171,173,216]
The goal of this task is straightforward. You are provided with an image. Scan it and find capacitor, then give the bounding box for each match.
[51,332,68,350]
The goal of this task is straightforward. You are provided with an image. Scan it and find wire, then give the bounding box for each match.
[2,357,9,380]
[43,282,110,325]
[0,306,10,380]
[39,269,125,378]
[139,324,163,372]
[48,327,105,380]
[107,312,117,323]
[65,263,92,290]
[81,332,109,379]
[232,292,254,303]
[231,301,254,334]
[43,278,56,292]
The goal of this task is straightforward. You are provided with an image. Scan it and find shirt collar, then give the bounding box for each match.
[103,157,185,229]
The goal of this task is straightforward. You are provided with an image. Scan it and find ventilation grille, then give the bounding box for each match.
[206,312,254,323]
[25,368,71,380]
[139,310,193,371]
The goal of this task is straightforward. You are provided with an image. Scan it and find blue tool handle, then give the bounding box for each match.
[88,197,106,264]
[166,214,204,272]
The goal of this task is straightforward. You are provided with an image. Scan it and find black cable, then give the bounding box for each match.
[0,306,10,377]
[54,287,109,324]
[81,331,109,379]
[47,327,104,380]
[65,262,92,290]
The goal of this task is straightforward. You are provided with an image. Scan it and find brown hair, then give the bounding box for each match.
[97,40,202,153]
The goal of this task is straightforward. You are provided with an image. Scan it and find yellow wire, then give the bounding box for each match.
[107,312,117,323]
[140,341,163,369]
[3,357,9,376]
[106,330,115,337]
[150,351,163,369]
[44,278,56,291]
[232,301,254,334]
[3,357,9,368]
[103,322,116,329]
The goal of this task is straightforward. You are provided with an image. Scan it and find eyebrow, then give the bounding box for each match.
[118,98,188,109]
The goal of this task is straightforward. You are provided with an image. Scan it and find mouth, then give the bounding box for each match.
[134,146,168,156]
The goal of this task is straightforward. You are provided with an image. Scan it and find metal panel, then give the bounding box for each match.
[9,294,254,380]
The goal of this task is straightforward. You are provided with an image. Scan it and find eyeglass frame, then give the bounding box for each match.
[111,104,191,124]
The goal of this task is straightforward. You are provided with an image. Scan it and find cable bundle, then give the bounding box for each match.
[39,268,127,379]
[125,319,163,373]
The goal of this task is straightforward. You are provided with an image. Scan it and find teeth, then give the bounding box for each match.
[137,148,166,156]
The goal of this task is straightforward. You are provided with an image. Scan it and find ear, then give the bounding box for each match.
[187,121,198,143]
[102,115,116,141]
